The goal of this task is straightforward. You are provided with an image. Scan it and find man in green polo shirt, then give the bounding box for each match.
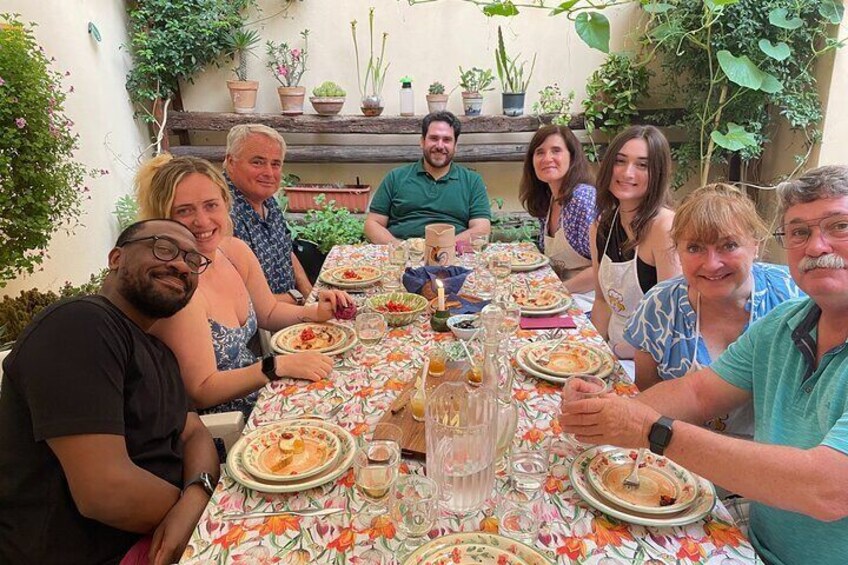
[559,166,848,565]
[364,111,492,243]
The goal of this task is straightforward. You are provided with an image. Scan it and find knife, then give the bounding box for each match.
[221,507,344,520]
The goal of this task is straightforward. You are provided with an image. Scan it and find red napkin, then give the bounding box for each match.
[520,315,576,330]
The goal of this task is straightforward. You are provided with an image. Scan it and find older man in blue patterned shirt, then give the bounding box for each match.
[225,124,312,304]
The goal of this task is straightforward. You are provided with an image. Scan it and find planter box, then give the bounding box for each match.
[284,184,371,212]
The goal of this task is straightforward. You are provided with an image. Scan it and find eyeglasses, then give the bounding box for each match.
[773,214,848,249]
[118,236,211,274]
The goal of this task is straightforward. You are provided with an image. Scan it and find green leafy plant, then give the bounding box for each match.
[0,17,97,285]
[458,66,495,93]
[226,27,261,81]
[350,8,390,99]
[288,194,366,255]
[494,26,536,93]
[428,81,445,95]
[114,195,140,231]
[266,29,309,88]
[532,84,575,127]
[312,81,346,97]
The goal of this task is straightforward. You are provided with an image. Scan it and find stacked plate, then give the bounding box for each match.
[402,532,551,565]
[511,288,572,317]
[271,322,357,356]
[319,265,382,289]
[514,341,615,384]
[569,446,716,527]
[510,251,550,272]
[226,419,356,494]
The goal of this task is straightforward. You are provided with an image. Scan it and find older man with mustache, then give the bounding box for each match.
[560,166,848,565]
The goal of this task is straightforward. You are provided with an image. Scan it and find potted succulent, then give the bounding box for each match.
[426,82,449,113]
[310,81,346,115]
[494,26,536,117]
[458,66,495,116]
[266,29,309,115]
[351,8,389,116]
[225,28,261,113]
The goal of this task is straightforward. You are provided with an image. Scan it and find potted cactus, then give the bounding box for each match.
[494,26,536,117]
[426,81,449,113]
[458,66,495,116]
[310,81,346,115]
[225,28,261,113]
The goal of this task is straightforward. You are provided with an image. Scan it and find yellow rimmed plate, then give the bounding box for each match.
[525,342,603,376]
[241,424,341,482]
[319,265,382,288]
[511,288,565,311]
[402,532,551,565]
[510,251,550,272]
[272,323,348,354]
[514,342,614,384]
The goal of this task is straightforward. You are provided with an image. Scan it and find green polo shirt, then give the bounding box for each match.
[711,297,848,565]
[368,160,491,239]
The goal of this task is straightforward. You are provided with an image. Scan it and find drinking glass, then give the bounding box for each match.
[355,312,387,360]
[427,344,447,378]
[470,233,490,255]
[498,297,522,338]
[390,475,438,555]
[508,435,552,495]
[498,479,541,544]
[354,423,402,526]
[407,238,425,265]
[488,252,512,282]
[388,240,408,268]
[381,267,402,291]
[559,374,610,451]
[474,268,496,301]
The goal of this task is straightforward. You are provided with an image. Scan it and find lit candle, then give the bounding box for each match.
[436,279,445,311]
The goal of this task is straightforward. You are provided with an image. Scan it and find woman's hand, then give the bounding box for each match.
[275,352,334,381]
[314,290,354,321]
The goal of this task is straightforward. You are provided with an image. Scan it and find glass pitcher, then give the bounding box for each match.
[425,381,498,515]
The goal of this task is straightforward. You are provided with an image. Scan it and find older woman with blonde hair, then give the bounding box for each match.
[624,182,802,437]
[136,154,352,418]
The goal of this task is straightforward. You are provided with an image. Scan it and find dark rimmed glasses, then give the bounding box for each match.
[118,235,211,274]
[772,214,848,249]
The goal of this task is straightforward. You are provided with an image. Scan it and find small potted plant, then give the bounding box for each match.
[283,177,372,213]
[266,29,309,115]
[426,81,449,113]
[458,66,495,116]
[494,26,536,117]
[225,28,261,113]
[351,8,389,116]
[310,81,346,115]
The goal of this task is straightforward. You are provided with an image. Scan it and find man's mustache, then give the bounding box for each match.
[798,253,846,273]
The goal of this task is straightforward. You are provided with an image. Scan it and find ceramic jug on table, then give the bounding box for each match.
[424,223,456,267]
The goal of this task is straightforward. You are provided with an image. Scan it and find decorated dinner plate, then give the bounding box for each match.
[241,424,341,482]
[570,446,716,527]
[402,532,551,565]
[329,265,381,283]
[511,288,564,311]
[226,419,355,494]
[524,342,603,376]
[586,448,699,515]
[510,251,550,272]
[272,323,348,354]
[515,343,615,384]
[518,297,573,317]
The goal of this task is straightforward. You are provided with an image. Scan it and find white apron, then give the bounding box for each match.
[544,210,594,311]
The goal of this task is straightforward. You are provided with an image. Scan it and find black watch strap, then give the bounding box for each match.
[649,416,675,456]
[261,355,279,381]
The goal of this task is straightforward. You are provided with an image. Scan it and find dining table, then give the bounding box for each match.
[179,242,759,565]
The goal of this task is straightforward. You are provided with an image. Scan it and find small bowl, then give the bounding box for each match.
[447,314,480,340]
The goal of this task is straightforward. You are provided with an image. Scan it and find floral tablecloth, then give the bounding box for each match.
[180,243,757,565]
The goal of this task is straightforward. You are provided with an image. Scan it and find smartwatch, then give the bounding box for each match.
[287,289,305,305]
[262,355,279,381]
[648,416,675,456]
[184,472,215,497]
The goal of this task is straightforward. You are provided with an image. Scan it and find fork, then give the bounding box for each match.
[257,402,343,426]
[623,448,646,488]
[537,331,568,365]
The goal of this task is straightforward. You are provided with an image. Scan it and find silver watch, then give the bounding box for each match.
[287,289,305,305]
[184,472,215,497]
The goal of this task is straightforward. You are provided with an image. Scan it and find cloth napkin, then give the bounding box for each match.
[519,315,577,330]
[445,294,490,315]
[402,265,471,299]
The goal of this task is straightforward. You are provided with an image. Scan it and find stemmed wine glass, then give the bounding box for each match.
[354,423,403,527]
[390,475,438,556]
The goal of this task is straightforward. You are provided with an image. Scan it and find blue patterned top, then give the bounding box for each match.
[202,299,260,418]
[537,183,596,259]
[624,262,802,381]
[228,174,296,294]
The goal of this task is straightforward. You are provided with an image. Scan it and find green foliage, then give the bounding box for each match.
[114,195,140,231]
[350,8,390,98]
[0,17,94,285]
[312,81,346,97]
[458,66,495,93]
[266,29,309,88]
[428,81,446,95]
[125,0,251,118]
[494,26,536,93]
[226,27,260,81]
[574,11,611,53]
[532,84,575,126]
[288,195,365,255]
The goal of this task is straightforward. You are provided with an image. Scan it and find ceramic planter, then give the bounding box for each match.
[426,94,449,113]
[361,94,384,117]
[227,80,259,114]
[461,92,483,116]
[310,96,345,116]
[502,92,525,117]
[284,184,371,213]
[277,86,306,115]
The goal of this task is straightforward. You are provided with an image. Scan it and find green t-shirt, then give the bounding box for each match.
[368,160,491,239]
[711,298,848,565]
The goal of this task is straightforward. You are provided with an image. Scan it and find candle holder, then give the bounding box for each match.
[430,309,451,332]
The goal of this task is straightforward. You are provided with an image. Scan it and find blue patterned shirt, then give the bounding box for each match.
[227,174,296,294]
[537,183,596,259]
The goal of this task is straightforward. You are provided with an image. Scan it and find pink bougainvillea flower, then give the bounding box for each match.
[0,77,5,86]
[15,118,27,128]
[291,49,301,58]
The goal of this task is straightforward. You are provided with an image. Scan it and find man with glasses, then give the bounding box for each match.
[0,219,219,564]
[560,166,848,564]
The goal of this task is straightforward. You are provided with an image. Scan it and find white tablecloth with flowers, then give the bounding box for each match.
[180,243,757,564]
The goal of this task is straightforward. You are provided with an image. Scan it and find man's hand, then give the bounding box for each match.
[559,395,660,448]
[148,488,208,565]
[276,351,333,381]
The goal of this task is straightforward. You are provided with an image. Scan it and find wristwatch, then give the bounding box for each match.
[648,416,675,456]
[287,289,305,305]
[184,472,215,497]
[261,355,280,381]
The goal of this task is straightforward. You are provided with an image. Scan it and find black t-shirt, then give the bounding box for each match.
[0,296,188,565]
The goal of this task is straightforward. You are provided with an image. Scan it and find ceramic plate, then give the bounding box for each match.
[515,343,614,384]
[242,424,341,482]
[570,446,716,527]
[272,323,348,354]
[510,252,550,272]
[329,265,382,284]
[226,419,355,494]
[525,342,603,376]
[271,323,357,357]
[518,297,573,317]
[402,532,551,565]
[319,267,381,288]
[586,448,699,515]
[511,288,564,311]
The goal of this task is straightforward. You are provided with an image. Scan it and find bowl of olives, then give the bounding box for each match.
[447,314,480,341]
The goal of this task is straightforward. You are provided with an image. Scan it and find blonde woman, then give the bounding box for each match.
[136,154,352,417]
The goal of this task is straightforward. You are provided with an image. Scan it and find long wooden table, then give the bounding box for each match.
[179,243,757,564]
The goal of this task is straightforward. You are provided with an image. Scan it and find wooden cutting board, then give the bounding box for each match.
[377,360,471,460]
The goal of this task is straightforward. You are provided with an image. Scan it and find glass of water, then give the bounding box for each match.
[355,312,387,360]
[498,479,541,544]
[354,423,402,526]
[390,475,438,555]
[508,435,552,495]
[388,240,408,267]
[559,374,610,450]
[488,252,512,282]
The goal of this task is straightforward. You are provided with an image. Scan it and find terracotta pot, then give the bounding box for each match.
[284,184,371,212]
[277,86,306,115]
[309,96,345,116]
[227,80,259,114]
[461,92,483,116]
[426,94,449,113]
